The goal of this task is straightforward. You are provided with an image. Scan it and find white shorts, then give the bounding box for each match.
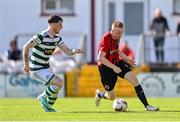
[30,68,55,85]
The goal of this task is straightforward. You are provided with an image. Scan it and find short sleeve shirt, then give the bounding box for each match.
[98,32,120,66]
[29,29,64,71]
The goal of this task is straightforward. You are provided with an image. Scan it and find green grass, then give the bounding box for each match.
[0,97,180,121]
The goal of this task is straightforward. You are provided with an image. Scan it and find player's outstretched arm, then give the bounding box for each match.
[58,44,84,55]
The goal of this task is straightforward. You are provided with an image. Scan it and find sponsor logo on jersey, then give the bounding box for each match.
[44,48,54,55]
[109,49,118,54]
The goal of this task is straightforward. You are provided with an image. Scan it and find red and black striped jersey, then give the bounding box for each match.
[98,32,120,66]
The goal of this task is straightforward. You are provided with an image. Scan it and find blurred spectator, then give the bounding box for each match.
[176,22,180,37]
[150,8,172,63]
[6,38,22,61]
[119,41,135,60]
[0,38,23,73]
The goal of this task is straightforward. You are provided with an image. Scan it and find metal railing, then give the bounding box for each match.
[136,34,180,65]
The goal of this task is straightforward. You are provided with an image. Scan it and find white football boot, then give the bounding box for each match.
[94,89,101,107]
[146,105,159,111]
[37,95,56,112]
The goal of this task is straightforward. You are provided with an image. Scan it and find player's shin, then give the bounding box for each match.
[39,85,60,99]
[47,85,61,106]
[134,84,149,107]
[47,94,58,106]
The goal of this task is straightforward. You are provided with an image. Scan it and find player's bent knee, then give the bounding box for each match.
[57,80,63,88]
[51,76,63,87]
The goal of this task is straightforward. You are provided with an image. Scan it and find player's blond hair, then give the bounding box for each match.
[111,21,123,30]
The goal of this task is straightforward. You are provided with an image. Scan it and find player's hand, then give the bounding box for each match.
[73,49,85,53]
[112,66,122,74]
[23,65,30,75]
[127,59,136,68]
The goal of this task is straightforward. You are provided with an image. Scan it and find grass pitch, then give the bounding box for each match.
[0,97,180,121]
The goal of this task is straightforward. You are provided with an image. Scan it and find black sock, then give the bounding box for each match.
[135,85,149,107]
[98,91,107,99]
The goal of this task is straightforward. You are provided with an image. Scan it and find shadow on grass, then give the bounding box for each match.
[62,110,180,113]
[63,110,145,113]
[157,110,180,112]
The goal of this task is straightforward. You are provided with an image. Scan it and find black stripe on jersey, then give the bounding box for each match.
[34,46,45,52]
[31,60,50,67]
[58,41,64,46]
[41,42,56,46]
[33,34,43,44]
[56,38,64,47]
[44,35,51,38]
[55,35,59,38]
[32,52,49,61]
[59,37,62,41]
[36,34,43,41]
[32,39,39,45]
[30,66,50,71]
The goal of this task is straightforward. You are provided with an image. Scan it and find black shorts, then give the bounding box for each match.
[98,60,131,91]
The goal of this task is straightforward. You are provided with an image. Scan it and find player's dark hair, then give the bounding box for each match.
[48,14,63,23]
[112,21,123,28]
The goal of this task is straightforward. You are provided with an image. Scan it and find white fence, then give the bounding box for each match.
[0,73,65,98]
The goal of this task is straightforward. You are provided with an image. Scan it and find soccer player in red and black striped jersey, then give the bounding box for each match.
[95,21,159,111]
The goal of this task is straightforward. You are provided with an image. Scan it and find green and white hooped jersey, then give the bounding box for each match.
[29,29,64,71]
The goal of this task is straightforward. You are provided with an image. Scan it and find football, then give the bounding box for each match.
[112,98,127,112]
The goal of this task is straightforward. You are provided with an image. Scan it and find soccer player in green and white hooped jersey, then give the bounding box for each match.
[23,14,84,112]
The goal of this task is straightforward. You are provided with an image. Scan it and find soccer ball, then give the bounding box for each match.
[112,98,127,112]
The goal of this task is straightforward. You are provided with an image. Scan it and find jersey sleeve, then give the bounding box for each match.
[56,37,65,47]
[30,34,43,45]
[99,36,109,53]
